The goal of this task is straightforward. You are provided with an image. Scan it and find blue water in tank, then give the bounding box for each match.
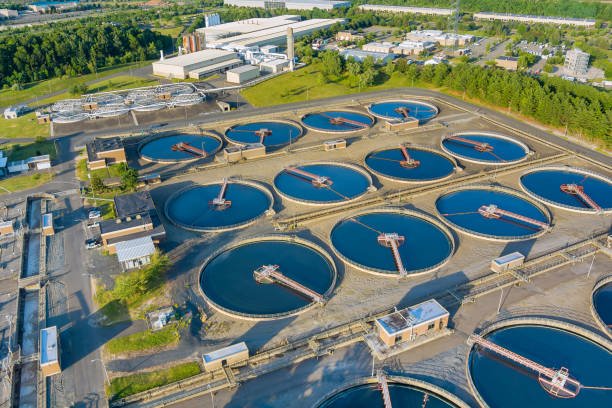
[436,189,549,239]
[166,183,270,231]
[200,240,334,316]
[330,212,452,275]
[317,383,457,408]
[139,134,221,161]
[469,325,612,408]
[274,164,370,204]
[594,284,612,327]
[442,134,527,163]
[369,100,438,123]
[520,169,612,211]
[225,121,301,147]
[365,147,454,182]
[302,111,374,132]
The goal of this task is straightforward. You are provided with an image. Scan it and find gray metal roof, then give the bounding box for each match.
[41,326,59,365]
[115,236,156,263]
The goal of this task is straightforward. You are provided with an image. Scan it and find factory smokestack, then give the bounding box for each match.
[287,27,295,71]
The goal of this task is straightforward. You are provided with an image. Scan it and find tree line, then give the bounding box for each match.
[360,0,612,20]
[311,51,611,145]
[0,19,172,88]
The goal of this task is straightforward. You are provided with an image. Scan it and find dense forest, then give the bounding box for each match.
[437,64,611,143]
[0,20,171,87]
[362,0,612,20]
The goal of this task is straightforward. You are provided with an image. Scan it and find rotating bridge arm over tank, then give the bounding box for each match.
[446,135,493,152]
[321,113,369,129]
[285,166,333,188]
[560,184,602,211]
[209,178,231,208]
[376,370,394,408]
[478,204,549,229]
[171,142,207,157]
[468,334,581,398]
[253,264,324,303]
[399,145,420,168]
[377,233,408,277]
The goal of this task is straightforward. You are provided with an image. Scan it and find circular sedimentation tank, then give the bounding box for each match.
[364,145,456,183]
[592,276,612,336]
[435,186,551,241]
[164,180,273,232]
[225,120,302,148]
[199,236,336,320]
[139,133,222,163]
[315,376,467,408]
[330,209,454,277]
[368,100,439,123]
[467,321,612,408]
[301,110,374,133]
[274,162,372,205]
[520,166,612,214]
[441,132,529,165]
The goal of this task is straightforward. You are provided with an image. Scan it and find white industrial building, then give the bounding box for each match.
[340,49,395,64]
[405,30,474,47]
[565,48,590,75]
[224,0,350,10]
[0,8,19,18]
[197,15,344,49]
[226,64,260,83]
[473,12,596,27]
[362,42,395,54]
[152,49,241,79]
[393,40,436,56]
[260,58,290,74]
[359,4,453,16]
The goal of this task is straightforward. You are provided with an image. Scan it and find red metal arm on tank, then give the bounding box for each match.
[376,370,393,408]
[468,334,581,398]
[285,166,333,187]
[377,233,408,277]
[253,264,324,303]
[478,204,549,229]
[394,106,411,120]
[209,178,231,208]
[321,112,369,129]
[171,142,206,157]
[399,145,420,168]
[560,184,602,211]
[446,135,493,152]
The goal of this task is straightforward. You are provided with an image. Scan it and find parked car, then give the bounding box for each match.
[85,239,101,249]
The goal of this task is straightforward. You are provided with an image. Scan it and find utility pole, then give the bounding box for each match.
[453,0,461,55]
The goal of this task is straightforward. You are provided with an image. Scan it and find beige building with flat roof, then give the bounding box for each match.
[152,49,240,79]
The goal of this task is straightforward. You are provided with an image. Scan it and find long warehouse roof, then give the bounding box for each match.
[208,18,344,48]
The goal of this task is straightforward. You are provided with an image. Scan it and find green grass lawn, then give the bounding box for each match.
[0,113,49,139]
[76,159,125,181]
[153,26,184,38]
[108,362,201,399]
[241,64,423,107]
[0,172,53,194]
[0,61,150,108]
[86,75,160,94]
[3,140,57,161]
[106,324,180,355]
